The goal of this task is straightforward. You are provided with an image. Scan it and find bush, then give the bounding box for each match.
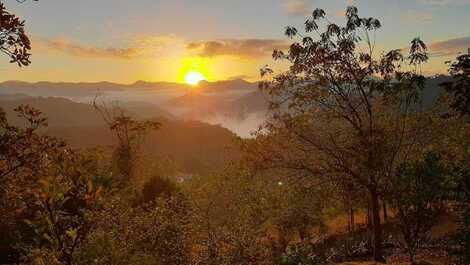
[140,175,179,204]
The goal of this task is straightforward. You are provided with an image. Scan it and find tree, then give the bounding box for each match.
[0,0,38,66]
[271,183,326,252]
[0,105,102,265]
[21,149,103,265]
[248,6,431,261]
[0,105,63,263]
[188,165,280,265]
[93,100,160,186]
[390,153,448,264]
[441,49,470,118]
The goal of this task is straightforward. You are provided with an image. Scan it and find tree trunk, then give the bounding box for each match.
[370,189,384,262]
[383,200,388,222]
[350,206,355,232]
[366,202,373,249]
[346,200,352,233]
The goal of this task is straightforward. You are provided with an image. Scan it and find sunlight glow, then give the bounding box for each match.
[185,71,206,86]
[178,57,211,84]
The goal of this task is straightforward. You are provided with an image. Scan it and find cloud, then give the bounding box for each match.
[418,0,470,5]
[35,36,287,61]
[284,0,312,16]
[186,39,289,59]
[400,10,433,24]
[35,38,140,59]
[428,36,470,57]
[35,35,184,59]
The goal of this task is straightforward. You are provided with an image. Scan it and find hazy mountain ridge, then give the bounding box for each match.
[0,79,258,98]
[0,76,449,137]
[0,95,238,174]
[0,95,175,128]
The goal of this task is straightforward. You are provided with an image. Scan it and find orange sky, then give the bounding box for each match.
[1,0,469,83]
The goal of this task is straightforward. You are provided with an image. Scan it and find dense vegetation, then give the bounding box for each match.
[1,3,469,265]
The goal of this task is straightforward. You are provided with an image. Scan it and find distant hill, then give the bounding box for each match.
[0,95,175,127]
[0,76,450,139]
[0,79,257,98]
[47,120,238,174]
[0,95,239,174]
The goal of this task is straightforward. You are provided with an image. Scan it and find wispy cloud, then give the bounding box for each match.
[34,35,184,59]
[35,36,289,61]
[284,0,312,16]
[428,36,470,57]
[36,38,141,59]
[186,39,289,59]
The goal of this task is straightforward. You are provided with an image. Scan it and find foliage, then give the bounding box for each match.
[22,150,103,265]
[0,1,35,66]
[0,105,64,263]
[76,195,193,265]
[0,105,103,265]
[441,49,470,118]
[188,165,280,265]
[447,159,470,265]
[391,153,449,264]
[271,184,326,251]
[1,3,469,265]
[93,100,161,185]
[249,5,431,262]
[139,175,180,204]
[0,105,59,181]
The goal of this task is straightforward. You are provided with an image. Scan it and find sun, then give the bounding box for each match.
[178,57,211,85]
[185,71,206,86]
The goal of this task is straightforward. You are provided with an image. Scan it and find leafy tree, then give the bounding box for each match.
[249,6,431,261]
[21,150,103,265]
[0,105,59,181]
[0,105,103,265]
[441,49,470,118]
[438,50,470,265]
[390,153,448,264]
[0,105,63,263]
[93,100,160,185]
[0,0,37,66]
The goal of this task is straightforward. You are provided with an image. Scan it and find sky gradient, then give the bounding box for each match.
[2,0,470,83]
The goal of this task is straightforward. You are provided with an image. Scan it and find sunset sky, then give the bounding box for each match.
[2,0,470,83]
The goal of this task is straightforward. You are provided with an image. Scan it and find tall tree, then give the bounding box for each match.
[93,100,160,186]
[246,6,431,261]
